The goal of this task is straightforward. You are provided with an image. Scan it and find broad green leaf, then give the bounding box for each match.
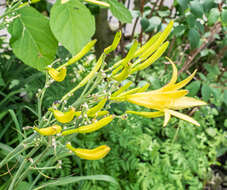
[221,9,227,26]
[50,0,95,55]
[8,6,58,71]
[105,0,132,23]
[140,17,149,30]
[204,63,220,76]
[188,28,200,49]
[145,16,161,33]
[190,1,203,18]
[202,0,216,13]
[208,8,220,26]
[201,84,212,101]
[177,0,188,11]
[158,10,170,17]
[173,25,186,37]
[186,14,196,28]
[34,175,119,190]
[149,16,162,28]
[195,21,204,33]
[186,80,201,96]
[206,127,217,137]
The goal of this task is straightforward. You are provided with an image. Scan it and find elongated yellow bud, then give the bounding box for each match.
[133,32,161,58]
[131,41,169,73]
[139,20,173,61]
[49,107,76,123]
[121,40,138,66]
[19,0,40,7]
[112,65,124,76]
[57,40,97,70]
[61,54,105,101]
[48,67,67,82]
[126,111,164,118]
[87,98,107,117]
[112,65,130,82]
[62,115,114,135]
[104,31,122,54]
[136,83,150,93]
[109,40,138,70]
[84,0,110,7]
[95,110,109,117]
[66,143,110,160]
[111,81,133,97]
[75,111,82,117]
[34,125,62,136]
[110,83,150,101]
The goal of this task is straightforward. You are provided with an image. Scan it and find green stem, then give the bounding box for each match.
[29,150,71,189]
[0,134,36,168]
[172,125,180,144]
[38,73,49,123]
[15,146,50,186]
[8,146,39,190]
[0,0,23,20]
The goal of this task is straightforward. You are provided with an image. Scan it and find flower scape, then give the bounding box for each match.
[34,20,206,160]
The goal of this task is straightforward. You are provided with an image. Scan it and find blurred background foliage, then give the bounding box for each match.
[0,0,226,189]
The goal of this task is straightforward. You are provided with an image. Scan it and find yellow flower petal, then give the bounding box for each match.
[159,57,178,91]
[49,107,76,123]
[173,69,197,90]
[168,97,207,110]
[126,110,164,118]
[163,110,171,126]
[166,109,200,126]
[126,90,188,109]
[48,67,66,82]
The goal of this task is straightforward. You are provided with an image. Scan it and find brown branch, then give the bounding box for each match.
[178,22,222,75]
[147,0,160,18]
[130,17,139,40]
[139,0,146,44]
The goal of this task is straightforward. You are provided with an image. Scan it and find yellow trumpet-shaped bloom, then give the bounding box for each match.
[49,107,77,123]
[47,67,66,82]
[126,58,207,126]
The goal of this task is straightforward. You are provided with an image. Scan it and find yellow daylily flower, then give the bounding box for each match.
[126,58,207,126]
[47,67,66,82]
[49,107,77,123]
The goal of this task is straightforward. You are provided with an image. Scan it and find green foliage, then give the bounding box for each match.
[0,0,226,189]
[73,103,226,190]
[105,0,132,23]
[8,6,58,71]
[50,0,95,55]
